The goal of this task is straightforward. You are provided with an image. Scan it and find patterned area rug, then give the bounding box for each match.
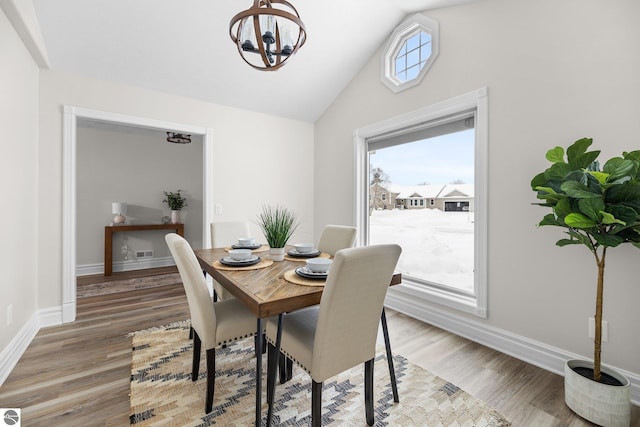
[129,321,510,426]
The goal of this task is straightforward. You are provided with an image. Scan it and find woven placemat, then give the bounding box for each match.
[212,258,274,271]
[223,244,269,253]
[284,252,331,262]
[283,269,326,287]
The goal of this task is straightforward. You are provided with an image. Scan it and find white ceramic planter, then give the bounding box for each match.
[269,247,285,262]
[170,210,180,224]
[564,359,630,427]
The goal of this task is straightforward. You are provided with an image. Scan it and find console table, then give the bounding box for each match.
[104,223,184,276]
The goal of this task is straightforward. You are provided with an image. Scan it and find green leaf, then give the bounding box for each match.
[606,182,640,212]
[564,212,597,229]
[544,162,573,180]
[566,138,592,163]
[546,146,565,163]
[592,233,624,247]
[538,213,562,227]
[603,158,634,181]
[560,181,601,199]
[556,239,583,246]
[587,170,610,185]
[554,198,573,219]
[530,172,548,190]
[578,198,605,221]
[571,151,601,169]
[599,211,626,226]
[566,230,594,246]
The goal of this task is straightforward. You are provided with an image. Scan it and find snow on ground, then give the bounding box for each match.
[369,208,474,294]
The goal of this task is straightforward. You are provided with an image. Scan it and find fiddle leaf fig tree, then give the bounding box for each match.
[531,138,640,382]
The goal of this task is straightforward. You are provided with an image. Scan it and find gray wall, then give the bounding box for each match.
[76,124,203,271]
[314,0,640,377]
[0,6,39,358]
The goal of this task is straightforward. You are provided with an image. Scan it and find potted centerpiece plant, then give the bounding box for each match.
[256,205,300,261]
[531,138,640,427]
[163,190,188,224]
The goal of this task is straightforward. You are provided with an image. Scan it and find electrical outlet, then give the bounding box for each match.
[215,204,223,215]
[7,304,12,326]
[588,317,609,343]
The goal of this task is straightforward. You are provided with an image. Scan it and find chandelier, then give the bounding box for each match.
[229,0,307,71]
[166,132,191,144]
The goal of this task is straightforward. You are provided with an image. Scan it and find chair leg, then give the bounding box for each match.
[189,326,194,339]
[381,308,399,402]
[192,331,201,381]
[311,380,323,427]
[278,353,292,384]
[364,359,374,426]
[205,348,216,413]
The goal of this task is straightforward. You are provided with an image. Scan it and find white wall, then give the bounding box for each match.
[0,6,39,370]
[315,0,640,376]
[38,69,314,314]
[76,125,204,270]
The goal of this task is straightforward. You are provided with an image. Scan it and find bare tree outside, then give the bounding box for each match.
[370,167,390,185]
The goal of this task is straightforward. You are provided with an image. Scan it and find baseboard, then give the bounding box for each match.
[0,313,39,387]
[76,257,176,276]
[385,286,640,405]
[39,305,64,328]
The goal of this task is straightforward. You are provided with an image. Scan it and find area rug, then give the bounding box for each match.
[130,321,511,426]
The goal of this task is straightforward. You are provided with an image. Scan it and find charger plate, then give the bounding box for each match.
[284,252,331,262]
[224,244,269,253]
[284,269,326,287]
[212,258,274,271]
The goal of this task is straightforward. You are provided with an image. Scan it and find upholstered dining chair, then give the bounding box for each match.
[316,224,357,256]
[265,244,402,427]
[210,221,251,301]
[165,233,258,414]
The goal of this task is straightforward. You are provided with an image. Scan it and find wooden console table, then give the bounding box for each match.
[104,223,184,276]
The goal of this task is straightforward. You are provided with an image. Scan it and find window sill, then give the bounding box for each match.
[387,277,487,318]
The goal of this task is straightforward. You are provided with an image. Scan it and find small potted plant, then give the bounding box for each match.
[531,138,640,426]
[256,205,300,261]
[163,190,188,224]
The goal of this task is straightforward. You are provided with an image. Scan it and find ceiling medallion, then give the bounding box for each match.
[229,0,307,71]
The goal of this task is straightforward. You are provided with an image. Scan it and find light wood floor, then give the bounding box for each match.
[0,268,637,426]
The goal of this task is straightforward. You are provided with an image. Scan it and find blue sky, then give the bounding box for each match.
[369,129,474,186]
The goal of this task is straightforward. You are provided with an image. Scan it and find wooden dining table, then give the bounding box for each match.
[194,246,402,426]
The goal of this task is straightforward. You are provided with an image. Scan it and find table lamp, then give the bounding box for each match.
[112,202,127,224]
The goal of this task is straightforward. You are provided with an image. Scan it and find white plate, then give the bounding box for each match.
[295,266,329,278]
[220,255,260,266]
[287,249,321,257]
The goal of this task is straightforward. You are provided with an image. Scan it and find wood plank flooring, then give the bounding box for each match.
[0,268,638,426]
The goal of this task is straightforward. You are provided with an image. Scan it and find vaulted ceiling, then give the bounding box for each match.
[33,0,475,122]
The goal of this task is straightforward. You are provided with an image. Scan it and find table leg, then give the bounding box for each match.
[255,318,264,426]
[266,314,283,427]
[104,228,113,276]
[381,308,399,403]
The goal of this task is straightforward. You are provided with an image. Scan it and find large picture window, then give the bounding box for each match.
[354,88,488,317]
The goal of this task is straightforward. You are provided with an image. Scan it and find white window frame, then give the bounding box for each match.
[354,87,488,317]
[381,13,439,93]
